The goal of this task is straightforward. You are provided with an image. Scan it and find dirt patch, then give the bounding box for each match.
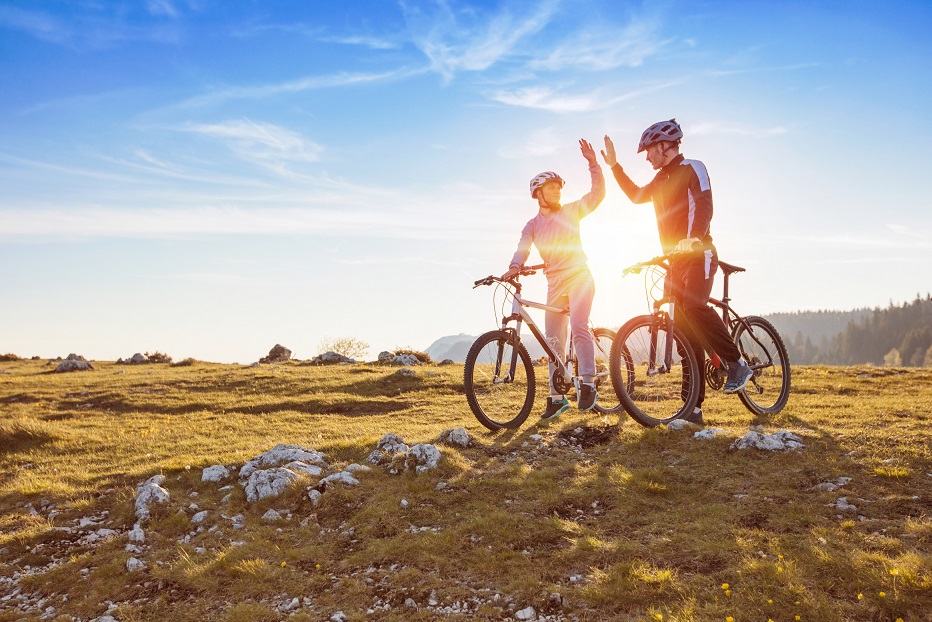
[557,424,619,448]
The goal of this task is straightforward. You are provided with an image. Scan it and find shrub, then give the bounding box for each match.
[317,337,369,361]
[171,357,198,367]
[0,353,20,362]
[145,351,173,364]
[392,347,432,363]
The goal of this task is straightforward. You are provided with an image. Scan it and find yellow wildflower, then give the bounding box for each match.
[857,593,863,600]
[726,617,734,622]
[725,590,732,596]
[280,561,286,567]
[879,591,886,597]
[721,583,729,590]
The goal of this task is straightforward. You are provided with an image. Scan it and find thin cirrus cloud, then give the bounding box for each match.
[177,69,412,107]
[403,0,559,81]
[0,5,182,47]
[181,119,324,166]
[489,79,683,113]
[689,122,788,137]
[528,21,666,71]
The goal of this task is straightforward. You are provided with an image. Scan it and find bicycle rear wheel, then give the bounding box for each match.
[592,328,624,415]
[464,330,536,430]
[609,314,701,427]
[732,316,790,415]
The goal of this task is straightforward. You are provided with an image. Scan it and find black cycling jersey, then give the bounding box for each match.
[609,153,713,253]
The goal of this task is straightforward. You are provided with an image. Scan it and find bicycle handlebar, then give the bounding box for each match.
[623,251,696,276]
[473,263,546,288]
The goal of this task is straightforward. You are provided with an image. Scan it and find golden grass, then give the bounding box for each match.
[0,359,930,621]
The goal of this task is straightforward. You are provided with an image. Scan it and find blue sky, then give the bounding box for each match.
[1,0,930,363]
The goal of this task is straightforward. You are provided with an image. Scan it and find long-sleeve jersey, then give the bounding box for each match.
[510,163,605,275]
[609,153,713,253]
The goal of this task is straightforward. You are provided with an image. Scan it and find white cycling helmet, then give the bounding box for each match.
[637,119,683,153]
[529,171,565,198]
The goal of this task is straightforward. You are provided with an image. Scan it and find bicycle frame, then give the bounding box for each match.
[497,278,573,384]
[707,275,777,376]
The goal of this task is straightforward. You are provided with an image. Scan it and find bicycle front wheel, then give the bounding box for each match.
[463,330,536,430]
[610,315,701,427]
[592,328,624,415]
[732,316,790,415]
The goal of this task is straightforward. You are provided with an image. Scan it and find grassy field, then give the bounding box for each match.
[1,359,930,621]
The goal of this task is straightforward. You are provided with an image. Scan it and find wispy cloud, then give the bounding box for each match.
[497,127,560,158]
[0,5,182,47]
[528,20,667,71]
[403,0,559,81]
[489,79,682,113]
[689,122,788,137]
[178,69,415,107]
[707,62,818,77]
[182,119,324,168]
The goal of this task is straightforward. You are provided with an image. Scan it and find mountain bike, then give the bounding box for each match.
[609,252,791,427]
[465,265,623,431]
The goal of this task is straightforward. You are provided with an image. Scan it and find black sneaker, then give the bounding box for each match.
[723,362,753,394]
[683,407,703,425]
[541,396,571,420]
[577,384,597,412]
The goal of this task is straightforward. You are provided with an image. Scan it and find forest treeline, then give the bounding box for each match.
[766,295,932,366]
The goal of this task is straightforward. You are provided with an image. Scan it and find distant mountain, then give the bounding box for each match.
[426,333,547,363]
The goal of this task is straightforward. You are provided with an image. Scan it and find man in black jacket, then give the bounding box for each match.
[602,119,752,423]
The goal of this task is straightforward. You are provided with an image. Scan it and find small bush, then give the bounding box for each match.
[145,351,173,364]
[317,337,369,361]
[392,347,431,363]
[171,357,198,367]
[0,353,21,362]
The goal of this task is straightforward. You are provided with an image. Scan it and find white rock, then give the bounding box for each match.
[405,443,441,473]
[125,557,145,572]
[191,511,209,524]
[394,367,417,377]
[405,597,417,608]
[835,497,858,511]
[344,463,370,473]
[244,467,300,502]
[319,471,360,488]
[440,427,471,447]
[239,444,327,481]
[307,489,322,506]
[283,461,324,477]
[134,475,170,521]
[730,430,804,451]
[262,509,283,522]
[280,597,300,611]
[515,606,537,620]
[816,482,838,492]
[400,499,409,509]
[201,465,230,482]
[366,450,385,465]
[390,354,420,366]
[666,419,696,430]
[376,434,408,454]
[693,428,727,440]
[330,612,348,622]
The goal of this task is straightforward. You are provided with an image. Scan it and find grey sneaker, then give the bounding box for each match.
[683,407,703,425]
[541,396,571,420]
[723,362,753,394]
[577,384,597,412]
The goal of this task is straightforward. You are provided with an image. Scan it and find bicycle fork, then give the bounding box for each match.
[647,310,675,376]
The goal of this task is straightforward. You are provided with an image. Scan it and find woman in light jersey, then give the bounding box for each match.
[502,139,605,420]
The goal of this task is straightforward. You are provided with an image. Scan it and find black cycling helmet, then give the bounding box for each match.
[637,119,683,153]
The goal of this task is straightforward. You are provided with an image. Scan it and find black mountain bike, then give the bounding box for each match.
[465,265,623,431]
[610,252,791,427]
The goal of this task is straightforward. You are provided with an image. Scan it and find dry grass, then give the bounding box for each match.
[0,359,930,621]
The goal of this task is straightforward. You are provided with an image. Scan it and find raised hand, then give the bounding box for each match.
[601,135,617,167]
[579,139,597,165]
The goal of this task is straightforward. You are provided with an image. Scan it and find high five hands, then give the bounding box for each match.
[579,139,597,165]
[601,135,617,168]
